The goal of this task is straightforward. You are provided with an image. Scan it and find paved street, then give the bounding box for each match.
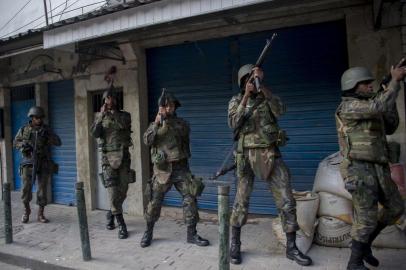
[0,192,405,270]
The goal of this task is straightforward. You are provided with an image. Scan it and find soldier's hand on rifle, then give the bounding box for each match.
[252,67,264,81]
[100,103,108,113]
[22,142,33,155]
[155,106,166,124]
[391,58,406,82]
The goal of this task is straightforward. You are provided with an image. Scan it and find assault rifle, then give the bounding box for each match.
[251,33,277,93]
[233,34,277,141]
[31,130,39,187]
[158,88,167,125]
[211,35,277,180]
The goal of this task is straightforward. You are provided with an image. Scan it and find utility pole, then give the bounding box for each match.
[43,0,49,26]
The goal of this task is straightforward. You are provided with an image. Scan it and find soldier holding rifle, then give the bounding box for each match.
[13,106,61,224]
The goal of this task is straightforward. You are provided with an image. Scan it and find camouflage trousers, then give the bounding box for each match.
[231,147,299,232]
[340,159,404,243]
[102,154,131,215]
[20,165,49,207]
[144,166,199,226]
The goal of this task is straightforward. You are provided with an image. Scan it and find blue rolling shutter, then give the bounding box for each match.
[146,20,347,214]
[48,80,77,205]
[11,86,35,190]
[146,38,235,210]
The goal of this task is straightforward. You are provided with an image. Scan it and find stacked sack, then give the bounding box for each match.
[272,191,319,254]
[313,152,353,247]
[313,151,406,249]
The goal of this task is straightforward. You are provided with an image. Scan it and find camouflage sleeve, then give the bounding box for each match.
[228,94,245,129]
[13,126,27,150]
[90,112,104,138]
[143,122,159,146]
[341,80,401,117]
[46,127,62,146]
[267,94,286,118]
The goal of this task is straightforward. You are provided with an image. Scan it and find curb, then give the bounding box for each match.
[0,251,76,270]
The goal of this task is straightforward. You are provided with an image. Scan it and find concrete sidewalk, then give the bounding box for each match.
[0,192,405,270]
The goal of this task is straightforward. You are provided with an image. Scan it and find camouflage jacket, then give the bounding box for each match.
[90,110,132,153]
[228,90,286,149]
[144,115,191,163]
[13,122,62,161]
[336,80,401,163]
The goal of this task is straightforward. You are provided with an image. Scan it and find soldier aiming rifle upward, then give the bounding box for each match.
[227,34,312,266]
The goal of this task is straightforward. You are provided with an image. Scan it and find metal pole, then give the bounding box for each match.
[3,182,13,244]
[42,0,49,26]
[218,185,230,270]
[76,182,91,261]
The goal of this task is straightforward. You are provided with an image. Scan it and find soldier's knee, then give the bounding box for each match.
[280,199,296,213]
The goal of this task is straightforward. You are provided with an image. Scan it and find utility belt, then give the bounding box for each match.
[237,129,287,153]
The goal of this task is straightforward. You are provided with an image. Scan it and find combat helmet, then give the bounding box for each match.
[102,88,117,101]
[27,106,45,118]
[158,91,181,108]
[238,64,254,88]
[341,67,374,91]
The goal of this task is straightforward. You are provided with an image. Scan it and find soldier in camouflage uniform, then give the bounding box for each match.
[140,92,209,248]
[336,63,406,270]
[91,89,135,239]
[13,106,61,224]
[228,65,312,266]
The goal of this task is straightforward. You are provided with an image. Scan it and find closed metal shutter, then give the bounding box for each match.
[48,80,77,205]
[147,38,235,210]
[146,20,347,214]
[11,85,35,190]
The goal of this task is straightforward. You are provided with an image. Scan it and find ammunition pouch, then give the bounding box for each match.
[100,166,119,188]
[276,129,288,147]
[189,175,205,197]
[347,132,388,163]
[151,149,167,165]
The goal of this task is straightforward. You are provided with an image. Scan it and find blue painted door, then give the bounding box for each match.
[11,97,35,190]
[48,80,77,205]
[146,20,347,214]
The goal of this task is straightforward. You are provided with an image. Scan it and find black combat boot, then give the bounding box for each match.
[140,222,154,248]
[364,222,385,267]
[186,224,209,246]
[230,226,242,265]
[106,210,115,230]
[286,232,312,266]
[115,214,128,239]
[347,240,370,270]
[37,206,49,223]
[21,203,31,223]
